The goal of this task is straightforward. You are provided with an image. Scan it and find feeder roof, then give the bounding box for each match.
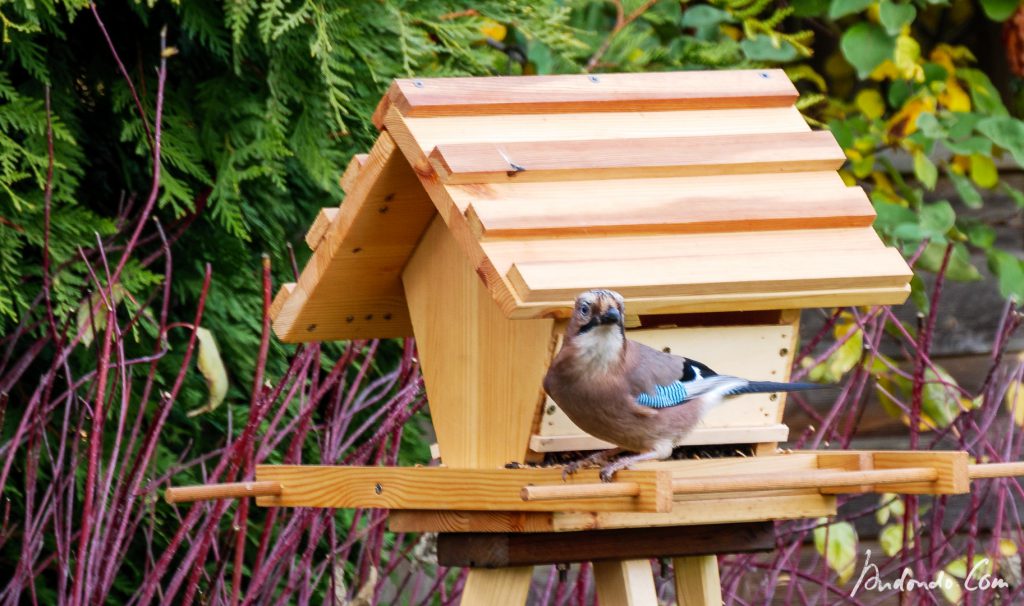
[271,70,912,342]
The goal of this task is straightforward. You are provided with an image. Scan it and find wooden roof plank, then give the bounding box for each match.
[304,207,340,250]
[339,153,369,194]
[272,132,436,342]
[507,247,912,303]
[466,185,875,239]
[374,70,798,124]
[429,131,845,184]
[399,106,811,153]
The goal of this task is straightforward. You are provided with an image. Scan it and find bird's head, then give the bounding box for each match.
[565,288,626,368]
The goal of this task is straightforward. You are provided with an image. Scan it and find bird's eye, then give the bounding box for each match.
[579,302,590,315]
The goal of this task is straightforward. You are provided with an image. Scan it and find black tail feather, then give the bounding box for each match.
[727,381,827,396]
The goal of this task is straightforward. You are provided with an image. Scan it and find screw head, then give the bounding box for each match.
[759,72,770,79]
[413,80,424,88]
[374,483,383,495]
[588,75,600,83]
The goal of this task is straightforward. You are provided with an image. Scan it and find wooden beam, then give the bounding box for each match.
[268,282,295,321]
[594,561,659,606]
[164,481,282,504]
[388,492,837,533]
[467,186,874,239]
[402,216,554,468]
[460,568,533,606]
[255,465,673,513]
[428,131,845,184]
[435,522,774,567]
[373,70,798,126]
[339,153,368,194]
[400,106,811,155]
[675,555,722,606]
[271,132,435,342]
[304,207,339,250]
[507,247,912,303]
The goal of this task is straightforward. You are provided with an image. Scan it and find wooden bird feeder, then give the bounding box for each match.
[167,70,1024,605]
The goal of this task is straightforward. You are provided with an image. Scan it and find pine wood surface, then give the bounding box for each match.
[387,493,837,533]
[466,183,874,239]
[674,555,722,606]
[428,131,845,184]
[304,207,339,250]
[399,106,811,154]
[459,568,533,606]
[373,70,798,125]
[402,217,556,468]
[270,132,434,341]
[593,560,660,606]
[339,152,368,193]
[254,465,673,513]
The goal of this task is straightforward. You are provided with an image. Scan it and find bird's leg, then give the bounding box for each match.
[561,448,624,480]
[599,442,673,482]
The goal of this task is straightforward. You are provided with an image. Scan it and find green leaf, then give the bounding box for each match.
[979,0,1019,20]
[988,250,1024,301]
[921,200,955,238]
[914,150,938,189]
[841,23,895,78]
[879,523,910,556]
[947,112,983,139]
[977,116,1024,165]
[830,0,874,19]
[917,242,982,281]
[740,36,799,62]
[681,5,733,39]
[879,0,917,34]
[875,493,906,525]
[792,0,831,17]
[915,112,946,138]
[945,136,992,155]
[187,327,230,417]
[922,365,963,426]
[948,170,983,208]
[813,519,859,584]
[963,221,996,248]
[910,273,931,313]
[1003,183,1024,207]
[888,80,913,108]
[958,68,1009,116]
[872,198,917,231]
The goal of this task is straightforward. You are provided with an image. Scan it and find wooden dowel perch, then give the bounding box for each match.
[164,481,282,504]
[968,462,1024,479]
[521,467,938,502]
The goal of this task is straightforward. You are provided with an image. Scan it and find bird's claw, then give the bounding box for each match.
[598,466,616,483]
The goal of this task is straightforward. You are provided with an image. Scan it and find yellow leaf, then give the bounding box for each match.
[721,25,742,41]
[478,18,506,41]
[870,59,902,82]
[856,89,887,119]
[839,169,857,186]
[969,153,998,188]
[813,519,859,584]
[886,95,936,140]
[1005,381,1024,428]
[872,170,895,194]
[939,78,971,112]
[894,34,924,81]
[879,523,913,556]
[1000,539,1018,557]
[951,154,970,175]
[187,327,229,417]
[937,569,963,604]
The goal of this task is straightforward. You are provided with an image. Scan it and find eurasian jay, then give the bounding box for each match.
[543,289,822,481]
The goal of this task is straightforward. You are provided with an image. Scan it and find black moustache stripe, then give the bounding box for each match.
[576,317,599,334]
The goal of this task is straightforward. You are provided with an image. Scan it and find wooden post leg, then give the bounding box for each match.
[460,567,533,605]
[593,559,658,605]
[674,555,722,606]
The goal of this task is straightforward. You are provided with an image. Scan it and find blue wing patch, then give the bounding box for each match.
[635,381,691,409]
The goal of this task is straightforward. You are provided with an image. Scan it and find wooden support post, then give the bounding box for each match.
[460,567,533,606]
[674,555,722,606]
[593,560,658,605]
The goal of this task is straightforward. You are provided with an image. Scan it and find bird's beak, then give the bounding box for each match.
[600,307,622,325]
